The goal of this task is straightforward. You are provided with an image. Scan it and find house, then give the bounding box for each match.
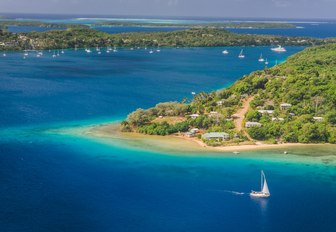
[190,128,199,134]
[202,132,230,141]
[313,117,323,122]
[245,122,262,128]
[190,114,199,119]
[272,117,285,122]
[258,110,274,115]
[280,103,292,110]
[216,101,224,106]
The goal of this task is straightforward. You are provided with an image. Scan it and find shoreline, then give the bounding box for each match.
[60,122,334,154]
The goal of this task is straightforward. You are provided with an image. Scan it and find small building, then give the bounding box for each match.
[258,110,274,115]
[272,117,285,122]
[190,128,199,134]
[209,111,221,118]
[184,132,196,138]
[216,101,224,106]
[245,122,262,128]
[202,132,230,141]
[280,103,292,110]
[190,114,199,119]
[289,113,295,116]
[313,117,323,122]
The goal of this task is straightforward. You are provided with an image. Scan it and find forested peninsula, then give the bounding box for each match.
[1,27,335,51]
[121,44,336,146]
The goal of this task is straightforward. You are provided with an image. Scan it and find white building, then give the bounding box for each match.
[190,114,199,119]
[258,110,274,114]
[202,132,230,141]
[245,122,262,128]
[313,117,323,122]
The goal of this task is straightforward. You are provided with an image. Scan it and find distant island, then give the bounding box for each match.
[1,27,335,51]
[120,44,336,147]
[0,20,89,31]
[93,21,297,29]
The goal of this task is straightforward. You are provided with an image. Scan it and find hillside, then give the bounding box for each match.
[122,44,336,145]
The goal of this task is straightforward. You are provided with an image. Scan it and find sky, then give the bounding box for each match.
[0,0,335,19]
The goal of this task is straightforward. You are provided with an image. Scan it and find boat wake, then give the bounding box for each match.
[212,189,246,195]
[223,190,246,195]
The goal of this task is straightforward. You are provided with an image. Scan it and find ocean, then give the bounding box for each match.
[4,13,336,38]
[1,16,336,232]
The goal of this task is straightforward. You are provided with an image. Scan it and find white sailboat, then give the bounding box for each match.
[238,49,245,59]
[265,59,269,65]
[222,49,229,55]
[258,53,265,62]
[250,170,270,198]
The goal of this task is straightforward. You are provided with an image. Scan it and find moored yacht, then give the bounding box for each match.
[222,49,229,54]
[250,170,270,198]
[271,45,286,52]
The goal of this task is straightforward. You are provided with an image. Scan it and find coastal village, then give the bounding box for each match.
[123,44,336,146]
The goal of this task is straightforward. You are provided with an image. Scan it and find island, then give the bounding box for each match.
[93,21,297,29]
[113,44,336,149]
[0,20,89,31]
[1,27,335,51]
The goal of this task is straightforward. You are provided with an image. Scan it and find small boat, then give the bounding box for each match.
[149,50,154,54]
[284,151,288,154]
[233,151,240,155]
[61,49,65,54]
[265,59,269,65]
[191,92,196,95]
[271,45,286,52]
[238,49,245,59]
[222,49,229,55]
[258,53,265,62]
[85,48,92,53]
[250,170,270,198]
[3,52,6,57]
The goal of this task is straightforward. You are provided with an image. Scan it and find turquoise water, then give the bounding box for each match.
[1,46,336,231]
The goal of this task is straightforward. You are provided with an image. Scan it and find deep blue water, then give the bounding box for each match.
[0,47,300,128]
[228,23,336,38]
[1,46,336,232]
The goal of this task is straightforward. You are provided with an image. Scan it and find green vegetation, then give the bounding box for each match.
[94,21,296,29]
[123,44,336,144]
[0,20,88,31]
[1,27,335,51]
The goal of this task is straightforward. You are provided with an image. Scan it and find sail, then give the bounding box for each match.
[262,172,270,195]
